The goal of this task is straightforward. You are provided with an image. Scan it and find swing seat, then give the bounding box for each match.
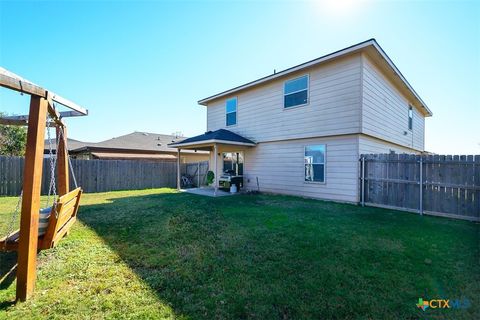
[0,188,82,252]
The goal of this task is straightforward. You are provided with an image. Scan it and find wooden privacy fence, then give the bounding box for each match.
[181,161,209,187]
[360,154,480,221]
[0,156,177,195]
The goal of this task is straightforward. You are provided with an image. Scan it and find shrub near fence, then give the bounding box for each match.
[0,156,177,195]
[360,153,480,221]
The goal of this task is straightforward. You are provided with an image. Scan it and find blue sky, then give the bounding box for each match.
[0,0,479,154]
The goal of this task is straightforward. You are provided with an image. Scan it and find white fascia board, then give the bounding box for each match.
[169,139,256,148]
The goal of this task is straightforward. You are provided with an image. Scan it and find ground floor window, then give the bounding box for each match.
[305,145,325,182]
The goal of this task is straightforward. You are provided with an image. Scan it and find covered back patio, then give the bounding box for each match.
[169,129,256,196]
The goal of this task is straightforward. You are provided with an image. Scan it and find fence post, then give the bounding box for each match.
[197,162,200,187]
[419,156,423,215]
[96,160,100,193]
[361,155,365,207]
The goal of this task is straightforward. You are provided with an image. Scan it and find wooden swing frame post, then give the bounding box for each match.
[0,67,87,301]
[16,96,48,301]
[17,102,73,301]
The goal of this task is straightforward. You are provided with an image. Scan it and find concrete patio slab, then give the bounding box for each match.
[181,187,237,197]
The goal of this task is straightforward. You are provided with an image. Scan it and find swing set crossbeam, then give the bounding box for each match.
[0,67,88,116]
[0,110,79,126]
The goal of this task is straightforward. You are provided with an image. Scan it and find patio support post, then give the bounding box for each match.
[197,161,200,187]
[177,148,181,190]
[214,144,218,196]
[419,156,423,216]
[361,155,365,207]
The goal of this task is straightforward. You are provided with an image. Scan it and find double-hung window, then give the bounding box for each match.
[305,145,326,183]
[226,98,237,126]
[408,106,413,130]
[284,75,309,108]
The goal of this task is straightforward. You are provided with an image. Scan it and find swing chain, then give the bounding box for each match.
[68,153,78,189]
[57,124,78,189]
[2,190,23,250]
[2,117,57,249]
[46,116,58,209]
[1,114,77,249]
[2,115,78,248]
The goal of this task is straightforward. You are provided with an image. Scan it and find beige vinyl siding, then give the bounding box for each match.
[361,54,425,151]
[207,54,363,143]
[412,106,425,150]
[242,135,359,203]
[358,134,420,155]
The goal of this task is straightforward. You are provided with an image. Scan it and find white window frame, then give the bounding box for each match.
[408,105,413,131]
[283,74,309,109]
[304,144,326,184]
[225,97,237,127]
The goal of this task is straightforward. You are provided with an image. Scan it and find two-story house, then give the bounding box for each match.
[170,39,432,203]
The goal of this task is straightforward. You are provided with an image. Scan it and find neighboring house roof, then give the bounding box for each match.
[198,38,432,117]
[169,129,256,148]
[90,152,177,160]
[44,138,91,153]
[45,132,208,155]
[80,131,191,153]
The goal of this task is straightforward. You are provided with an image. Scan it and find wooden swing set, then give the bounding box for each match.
[0,67,88,301]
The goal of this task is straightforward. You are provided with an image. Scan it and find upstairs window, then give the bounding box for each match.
[284,75,309,108]
[408,106,413,130]
[305,145,326,183]
[226,97,237,126]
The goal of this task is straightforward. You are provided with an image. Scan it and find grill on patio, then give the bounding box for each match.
[218,169,243,190]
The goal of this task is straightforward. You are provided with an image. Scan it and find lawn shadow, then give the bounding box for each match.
[0,251,17,311]
[61,191,480,319]
[0,251,17,290]
[76,191,311,319]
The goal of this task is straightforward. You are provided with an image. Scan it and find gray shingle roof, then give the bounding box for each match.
[44,132,205,154]
[90,131,187,153]
[43,138,91,152]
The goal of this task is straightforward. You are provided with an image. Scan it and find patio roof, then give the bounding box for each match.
[168,129,256,148]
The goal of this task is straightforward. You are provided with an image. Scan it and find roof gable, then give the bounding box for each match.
[198,39,432,117]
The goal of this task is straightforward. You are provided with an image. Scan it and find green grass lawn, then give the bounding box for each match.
[0,188,479,319]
